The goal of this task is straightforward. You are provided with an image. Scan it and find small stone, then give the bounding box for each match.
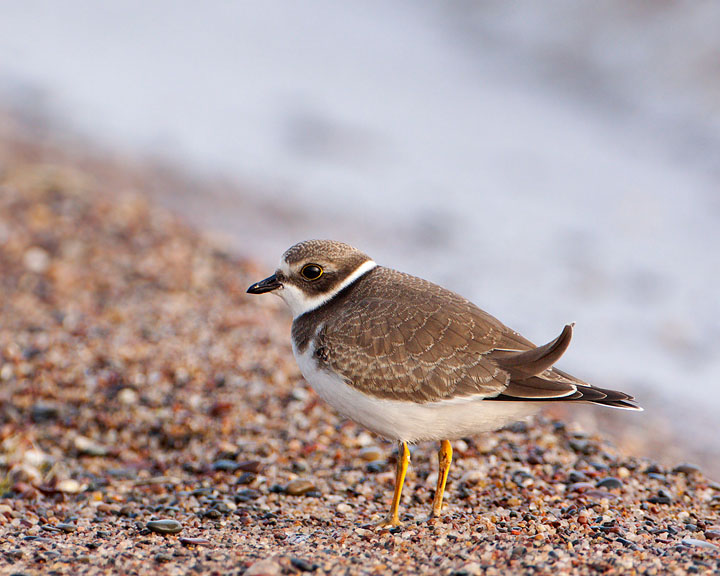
[212,459,239,472]
[647,489,673,505]
[569,482,595,493]
[57,523,77,533]
[245,558,282,576]
[681,538,718,550]
[236,460,262,474]
[359,446,383,462]
[118,388,139,405]
[235,489,261,502]
[285,479,316,496]
[460,470,484,485]
[337,503,352,514]
[180,537,212,547]
[57,479,84,494]
[457,562,483,576]
[74,436,109,457]
[596,477,623,490]
[237,472,256,485]
[704,530,720,540]
[568,471,588,483]
[155,553,173,563]
[673,463,701,475]
[147,519,183,535]
[31,403,59,423]
[23,247,50,273]
[365,461,386,473]
[290,557,317,572]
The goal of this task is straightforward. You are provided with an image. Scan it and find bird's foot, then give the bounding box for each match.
[375,515,402,529]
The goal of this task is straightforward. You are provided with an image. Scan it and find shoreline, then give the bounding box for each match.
[1,119,718,573]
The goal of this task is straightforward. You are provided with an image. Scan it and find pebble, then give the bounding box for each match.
[568,471,588,483]
[596,477,623,490]
[366,461,386,473]
[681,538,718,550]
[236,460,262,474]
[569,482,595,493]
[647,489,673,505]
[285,479,316,496]
[23,246,50,273]
[146,519,183,535]
[155,553,173,563]
[290,557,317,572]
[673,463,701,475]
[180,537,213,547]
[31,403,59,422]
[212,459,240,472]
[245,559,282,576]
[359,446,383,462]
[237,472,256,485]
[336,503,353,514]
[704,530,720,540]
[118,387,139,405]
[74,435,109,456]
[57,523,77,533]
[235,489,261,502]
[57,479,83,493]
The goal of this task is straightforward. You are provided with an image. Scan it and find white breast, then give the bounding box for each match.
[293,341,540,443]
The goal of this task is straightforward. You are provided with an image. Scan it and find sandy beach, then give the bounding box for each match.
[1,125,719,575]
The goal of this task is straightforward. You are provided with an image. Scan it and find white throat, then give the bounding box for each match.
[278,260,377,319]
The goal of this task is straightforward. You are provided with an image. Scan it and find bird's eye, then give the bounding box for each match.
[300,264,323,281]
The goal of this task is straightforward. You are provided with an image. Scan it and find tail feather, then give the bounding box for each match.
[486,325,643,411]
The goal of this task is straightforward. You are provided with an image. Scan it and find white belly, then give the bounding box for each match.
[293,343,540,443]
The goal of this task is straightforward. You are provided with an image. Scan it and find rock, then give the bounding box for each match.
[237,472,256,485]
[285,479,316,496]
[568,471,588,483]
[74,435,109,457]
[212,459,239,472]
[290,557,317,572]
[179,537,212,547]
[673,463,701,475]
[57,523,77,533]
[456,562,483,576]
[118,388,139,405]
[146,519,183,535]
[154,553,173,563]
[647,489,673,505]
[235,489,261,502]
[569,482,595,493]
[245,559,282,576]
[704,530,720,540]
[23,247,50,273]
[365,461,386,473]
[31,403,59,423]
[596,477,623,490]
[336,503,353,514]
[237,460,262,474]
[359,446,383,462]
[681,538,718,550]
[57,479,84,494]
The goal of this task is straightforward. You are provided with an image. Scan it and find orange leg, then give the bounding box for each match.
[376,441,410,528]
[430,440,452,518]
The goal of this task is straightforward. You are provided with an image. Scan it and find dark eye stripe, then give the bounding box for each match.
[301,264,323,281]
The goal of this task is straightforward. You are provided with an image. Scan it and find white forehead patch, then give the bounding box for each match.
[276,259,377,319]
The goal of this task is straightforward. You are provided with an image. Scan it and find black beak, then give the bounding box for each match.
[247,274,282,294]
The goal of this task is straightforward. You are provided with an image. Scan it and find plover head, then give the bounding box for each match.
[247,239,377,318]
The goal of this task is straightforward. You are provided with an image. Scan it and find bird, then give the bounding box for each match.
[247,239,641,527]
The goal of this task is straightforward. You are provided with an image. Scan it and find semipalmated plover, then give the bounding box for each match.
[248,240,641,527]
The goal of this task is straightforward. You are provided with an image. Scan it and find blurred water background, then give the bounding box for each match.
[1,2,719,465]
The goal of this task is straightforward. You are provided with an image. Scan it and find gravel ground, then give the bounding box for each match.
[1,143,719,575]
